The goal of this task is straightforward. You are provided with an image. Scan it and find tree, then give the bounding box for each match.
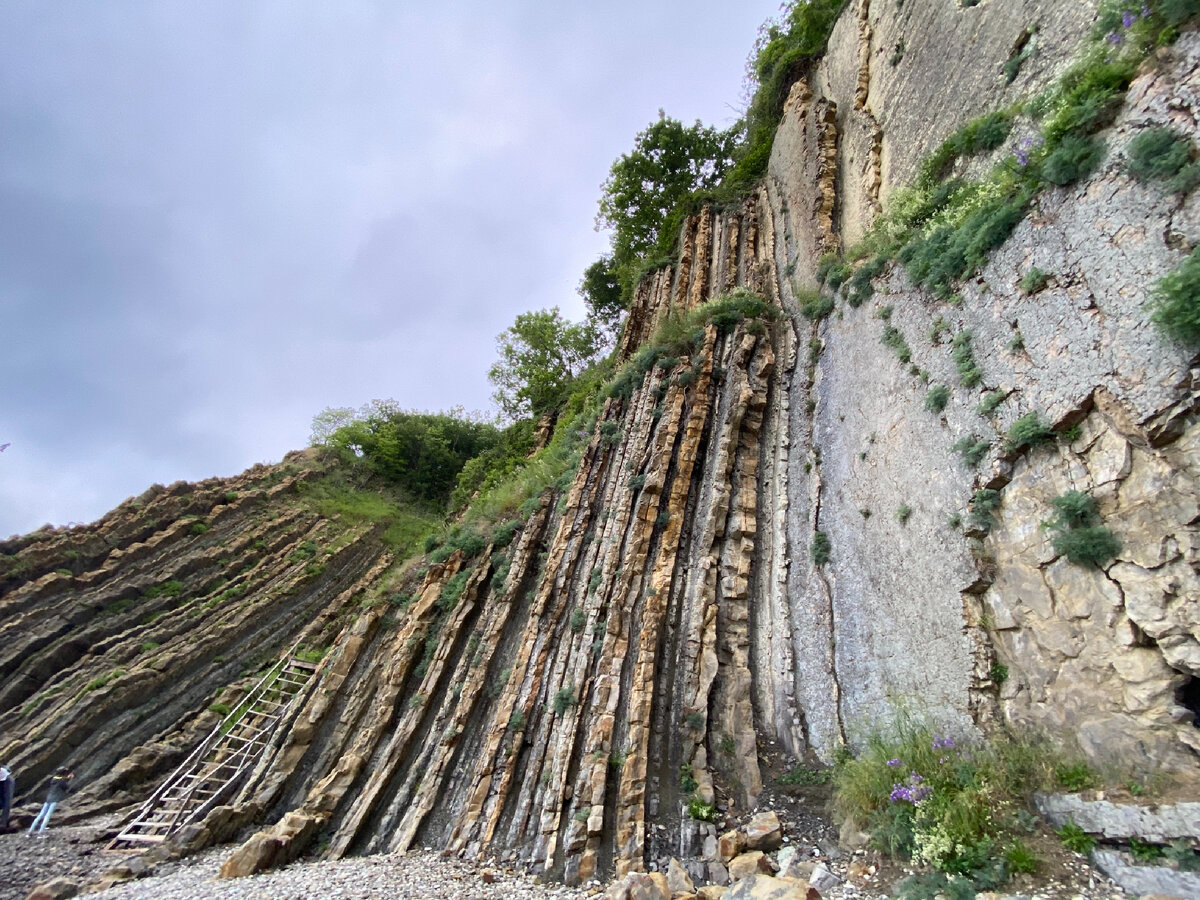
[488,308,603,421]
[579,255,625,342]
[596,112,739,267]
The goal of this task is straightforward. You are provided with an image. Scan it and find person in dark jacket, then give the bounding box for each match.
[0,765,13,830]
[28,768,72,835]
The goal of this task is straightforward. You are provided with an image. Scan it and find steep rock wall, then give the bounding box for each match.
[1,1,1198,887]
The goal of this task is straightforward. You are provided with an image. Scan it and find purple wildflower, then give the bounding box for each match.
[1106,30,1126,46]
[887,758,902,767]
[1122,9,1136,27]
[932,735,955,750]
[890,773,931,804]
[1014,136,1043,168]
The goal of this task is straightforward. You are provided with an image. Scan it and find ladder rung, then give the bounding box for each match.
[117,834,167,843]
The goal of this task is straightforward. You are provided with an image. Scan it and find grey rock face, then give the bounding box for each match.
[1034,794,1200,842]
[1092,847,1200,898]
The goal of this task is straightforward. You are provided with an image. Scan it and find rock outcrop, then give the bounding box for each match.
[1,0,1197,888]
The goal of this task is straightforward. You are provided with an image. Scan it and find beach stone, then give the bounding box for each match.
[743,811,782,851]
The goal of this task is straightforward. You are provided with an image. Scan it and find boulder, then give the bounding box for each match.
[775,846,814,881]
[24,878,80,900]
[219,833,284,879]
[808,863,840,895]
[697,888,728,900]
[667,858,695,895]
[727,851,776,881]
[743,811,782,851]
[605,872,671,900]
[708,860,730,885]
[718,829,745,863]
[724,874,817,899]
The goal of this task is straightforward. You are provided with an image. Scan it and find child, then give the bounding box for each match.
[28,767,72,836]
[0,764,13,830]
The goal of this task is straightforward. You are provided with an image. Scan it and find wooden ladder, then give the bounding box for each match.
[109,653,318,848]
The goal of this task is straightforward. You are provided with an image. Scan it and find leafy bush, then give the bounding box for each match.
[1127,126,1199,192]
[817,253,853,290]
[1005,412,1055,452]
[685,711,706,730]
[952,435,990,466]
[925,385,951,413]
[1042,134,1105,185]
[1004,839,1039,874]
[569,608,586,634]
[919,111,1014,185]
[316,402,503,506]
[1044,490,1121,567]
[798,289,835,321]
[687,798,720,822]
[969,489,1002,530]
[144,580,184,599]
[1148,246,1200,345]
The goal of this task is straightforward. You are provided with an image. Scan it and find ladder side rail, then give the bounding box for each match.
[231,658,323,807]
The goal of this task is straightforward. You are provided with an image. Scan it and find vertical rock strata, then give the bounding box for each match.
[2,0,1200,885]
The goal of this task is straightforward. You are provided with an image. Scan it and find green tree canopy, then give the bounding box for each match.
[488,308,603,421]
[579,255,625,341]
[312,401,500,506]
[596,112,739,267]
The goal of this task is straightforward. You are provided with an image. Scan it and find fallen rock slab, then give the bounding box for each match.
[1034,794,1200,842]
[1092,847,1200,898]
[724,874,816,899]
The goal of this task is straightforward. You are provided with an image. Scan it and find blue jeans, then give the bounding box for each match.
[28,801,56,833]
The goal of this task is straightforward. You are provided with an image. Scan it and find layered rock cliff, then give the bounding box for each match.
[1,0,1197,886]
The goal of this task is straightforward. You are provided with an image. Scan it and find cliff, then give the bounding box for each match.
[1,0,1197,888]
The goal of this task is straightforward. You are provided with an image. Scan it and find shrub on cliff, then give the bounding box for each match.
[489,308,605,421]
[1148,245,1200,345]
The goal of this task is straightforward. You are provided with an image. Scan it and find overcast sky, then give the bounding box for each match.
[0,1,779,538]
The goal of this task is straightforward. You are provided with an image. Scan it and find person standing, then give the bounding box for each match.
[28,768,72,836]
[0,764,13,830]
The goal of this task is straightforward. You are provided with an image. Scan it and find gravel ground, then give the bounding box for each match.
[97,851,598,900]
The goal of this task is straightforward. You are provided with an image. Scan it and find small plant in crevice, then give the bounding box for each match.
[1018,267,1051,293]
[685,711,706,730]
[950,330,982,388]
[779,764,831,785]
[1129,838,1165,862]
[811,529,831,566]
[680,763,699,793]
[896,504,913,525]
[969,488,1002,531]
[925,384,951,413]
[569,607,587,634]
[1056,821,1096,854]
[1007,331,1025,353]
[1127,125,1200,193]
[553,685,576,714]
[928,316,949,344]
[947,512,963,530]
[687,798,720,822]
[990,661,1009,684]
[882,325,913,363]
[952,435,991,467]
[976,390,1008,417]
[889,39,905,66]
[1044,490,1121,568]
[1003,26,1037,83]
[1004,839,1039,874]
[1055,759,1097,791]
